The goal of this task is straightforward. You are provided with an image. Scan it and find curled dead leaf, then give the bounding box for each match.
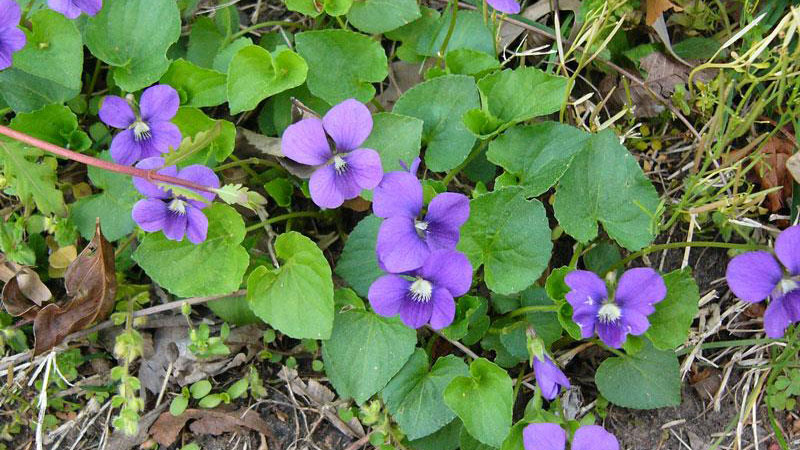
[149,408,273,447]
[754,137,794,212]
[33,220,116,355]
[645,0,682,26]
[690,366,723,399]
[0,256,51,319]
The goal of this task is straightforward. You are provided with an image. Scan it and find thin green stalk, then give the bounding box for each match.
[213,157,280,173]
[229,21,303,41]
[437,0,459,63]
[606,241,770,274]
[676,338,778,356]
[442,140,488,187]
[506,305,560,319]
[245,211,322,232]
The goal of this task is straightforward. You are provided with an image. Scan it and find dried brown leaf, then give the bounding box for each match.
[149,408,272,447]
[754,137,794,212]
[690,367,723,399]
[646,0,681,26]
[1,257,51,319]
[33,220,116,355]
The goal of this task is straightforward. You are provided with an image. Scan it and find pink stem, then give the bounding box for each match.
[0,125,216,193]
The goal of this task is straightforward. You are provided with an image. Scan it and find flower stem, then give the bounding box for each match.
[437,0,459,64]
[0,125,216,193]
[442,139,489,187]
[245,211,322,232]
[506,305,560,319]
[605,241,770,274]
[229,21,303,41]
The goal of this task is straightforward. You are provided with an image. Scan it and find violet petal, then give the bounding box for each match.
[132,157,175,199]
[763,290,800,338]
[343,148,383,190]
[376,215,429,273]
[596,321,626,348]
[185,206,209,244]
[419,249,472,297]
[572,425,620,450]
[47,0,81,19]
[162,211,187,241]
[99,96,136,129]
[368,275,411,318]
[140,84,180,122]
[614,267,666,315]
[487,0,521,14]
[322,99,373,152]
[73,0,102,16]
[429,287,456,330]
[0,0,22,26]
[281,118,332,166]
[109,129,143,166]
[726,251,782,303]
[373,171,423,219]
[177,164,220,205]
[131,198,168,232]
[309,164,345,209]
[522,423,566,450]
[399,297,434,329]
[775,225,800,275]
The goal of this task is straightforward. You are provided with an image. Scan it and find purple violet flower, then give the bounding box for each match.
[99,84,182,166]
[368,249,472,329]
[281,99,383,209]
[131,157,219,244]
[372,171,470,273]
[0,0,26,71]
[487,0,521,14]
[565,268,666,348]
[48,0,102,19]
[726,226,800,338]
[533,355,570,401]
[523,423,619,450]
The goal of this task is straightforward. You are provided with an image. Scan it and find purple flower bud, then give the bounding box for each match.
[726,225,800,338]
[533,355,570,400]
[372,172,469,273]
[487,0,521,14]
[0,0,26,71]
[281,99,383,209]
[368,249,472,330]
[99,84,182,166]
[523,423,619,450]
[130,157,219,244]
[48,0,102,19]
[565,268,666,348]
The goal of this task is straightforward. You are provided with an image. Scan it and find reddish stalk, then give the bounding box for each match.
[0,125,216,193]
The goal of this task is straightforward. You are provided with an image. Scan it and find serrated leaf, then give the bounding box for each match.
[486,123,591,196]
[295,30,388,105]
[553,130,660,251]
[71,152,138,242]
[247,232,334,339]
[132,204,249,298]
[335,215,382,298]
[160,59,227,108]
[458,188,552,295]
[347,0,421,34]
[170,107,236,165]
[0,142,65,216]
[645,269,700,350]
[0,10,82,112]
[443,358,513,448]
[595,341,681,409]
[85,0,181,92]
[382,350,469,440]
[322,309,417,404]
[227,45,308,114]
[393,75,479,172]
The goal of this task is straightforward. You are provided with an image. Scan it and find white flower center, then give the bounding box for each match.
[414,220,428,232]
[132,120,151,142]
[333,155,347,174]
[779,278,799,295]
[168,199,187,215]
[597,301,622,323]
[409,278,433,303]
